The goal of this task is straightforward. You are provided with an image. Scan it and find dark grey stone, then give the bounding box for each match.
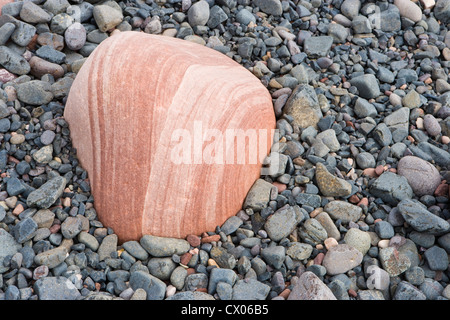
[370,172,413,205]
[424,246,449,271]
[33,276,81,300]
[26,176,66,209]
[129,270,166,300]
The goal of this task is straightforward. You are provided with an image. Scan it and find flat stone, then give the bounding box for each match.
[26,176,66,209]
[187,0,210,26]
[254,0,283,16]
[29,55,65,79]
[370,172,413,206]
[402,90,421,109]
[208,268,238,295]
[424,245,449,271]
[349,74,380,99]
[288,271,337,300]
[13,217,38,244]
[17,80,54,106]
[324,201,362,224]
[129,270,167,300]
[20,1,52,24]
[303,36,333,58]
[148,257,176,280]
[34,246,68,268]
[33,276,81,300]
[314,211,341,240]
[286,242,313,260]
[322,244,363,275]
[397,156,441,196]
[140,235,190,257]
[32,209,55,228]
[395,0,423,22]
[298,218,328,245]
[123,240,149,260]
[284,84,322,129]
[398,199,450,235]
[97,234,118,261]
[344,228,371,255]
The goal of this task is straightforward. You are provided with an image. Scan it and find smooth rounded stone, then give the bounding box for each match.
[129,270,166,300]
[374,221,395,239]
[365,265,390,291]
[397,199,450,235]
[0,229,21,273]
[97,233,118,261]
[341,0,361,19]
[288,271,337,300]
[170,266,188,290]
[423,245,449,271]
[254,0,282,16]
[378,247,411,276]
[64,32,274,241]
[423,114,441,136]
[322,244,363,275]
[264,205,302,241]
[369,172,413,206]
[65,22,86,51]
[394,0,423,22]
[140,235,190,257]
[314,211,341,240]
[324,201,362,224]
[397,156,441,197]
[356,152,376,169]
[187,0,209,27]
[78,231,99,251]
[349,74,380,99]
[33,276,81,300]
[29,55,65,79]
[235,8,256,25]
[148,257,176,281]
[19,1,51,24]
[286,242,313,260]
[394,281,426,300]
[16,80,53,105]
[405,266,425,286]
[0,46,31,75]
[93,5,123,32]
[344,228,371,255]
[6,177,26,196]
[33,246,68,268]
[402,90,421,109]
[37,32,65,51]
[220,215,243,235]
[35,45,66,65]
[438,233,450,253]
[9,133,25,145]
[244,179,275,207]
[434,0,450,23]
[123,240,149,260]
[0,22,15,46]
[315,163,352,197]
[208,268,238,295]
[40,130,56,145]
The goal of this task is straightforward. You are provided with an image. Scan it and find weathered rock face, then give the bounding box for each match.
[64,32,275,242]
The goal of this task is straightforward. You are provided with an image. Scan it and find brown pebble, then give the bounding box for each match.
[279,288,291,299]
[314,252,325,265]
[186,234,201,247]
[348,289,357,298]
[201,234,221,243]
[434,183,449,197]
[180,252,192,265]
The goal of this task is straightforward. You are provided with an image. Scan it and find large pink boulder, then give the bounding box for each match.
[64,31,275,242]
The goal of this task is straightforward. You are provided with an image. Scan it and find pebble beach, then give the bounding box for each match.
[0,0,450,301]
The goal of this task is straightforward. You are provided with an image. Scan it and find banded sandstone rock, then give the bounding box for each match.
[64,31,275,242]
